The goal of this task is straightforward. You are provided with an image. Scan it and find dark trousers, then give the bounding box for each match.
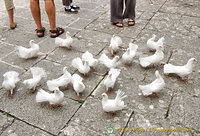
[62,0,72,6]
[110,0,136,23]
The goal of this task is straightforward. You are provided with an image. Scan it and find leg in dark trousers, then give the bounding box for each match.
[62,0,71,6]
[110,0,123,24]
[123,0,136,20]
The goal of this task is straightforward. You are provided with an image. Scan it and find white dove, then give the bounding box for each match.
[99,53,120,69]
[47,67,72,92]
[103,68,121,93]
[147,34,165,51]
[18,40,39,59]
[109,35,122,55]
[71,74,85,99]
[72,57,90,76]
[2,71,20,98]
[139,70,165,98]
[23,67,46,93]
[122,43,138,66]
[102,89,127,115]
[36,88,64,109]
[164,58,197,82]
[139,46,164,68]
[82,51,98,72]
[55,32,73,50]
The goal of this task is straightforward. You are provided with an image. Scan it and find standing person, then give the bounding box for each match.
[110,0,136,27]
[30,0,64,38]
[62,0,80,14]
[4,0,17,29]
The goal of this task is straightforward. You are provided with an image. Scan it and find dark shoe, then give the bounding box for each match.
[50,27,64,38]
[35,27,45,37]
[70,5,80,10]
[64,8,78,14]
[128,19,135,26]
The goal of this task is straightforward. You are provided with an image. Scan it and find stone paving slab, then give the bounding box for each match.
[59,121,103,136]
[1,120,53,136]
[0,113,14,135]
[70,96,132,136]
[0,85,81,135]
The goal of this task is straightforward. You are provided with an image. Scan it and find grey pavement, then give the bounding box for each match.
[0,0,200,136]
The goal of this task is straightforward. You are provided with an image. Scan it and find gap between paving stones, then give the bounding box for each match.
[58,76,105,135]
[0,110,55,136]
[133,0,168,42]
[0,111,15,135]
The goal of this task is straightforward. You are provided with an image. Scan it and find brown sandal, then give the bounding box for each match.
[10,22,17,29]
[36,27,45,37]
[49,27,65,38]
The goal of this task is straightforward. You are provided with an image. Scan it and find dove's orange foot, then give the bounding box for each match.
[104,111,109,114]
[112,112,117,116]
[153,92,159,98]
[152,65,155,68]
[77,96,81,100]
[93,69,97,72]
[65,87,69,90]
[105,91,109,94]
[84,75,88,79]
[149,49,154,52]
[50,105,55,109]
[124,63,132,67]
[111,54,115,58]
[33,56,38,59]
[182,79,188,83]
[68,45,72,51]
[9,94,13,99]
[31,90,36,94]
[57,104,63,107]
[160,63,165,66]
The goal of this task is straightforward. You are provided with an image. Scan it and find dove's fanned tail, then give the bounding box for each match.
[139,57,151,67]
[36,89,50,103]
[31,67,46,78]
[72,74,83,83]
[139,85,152,96]
[55,37,63,45]
[18,46,29,58]
[99,54,108,64]
[72,58,82,69]
[164,64,177,74]
[115,90,127,107]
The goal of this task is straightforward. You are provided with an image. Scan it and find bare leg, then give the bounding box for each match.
[44,0,56,32]
[30,0,44,35]
[7,8,15,26]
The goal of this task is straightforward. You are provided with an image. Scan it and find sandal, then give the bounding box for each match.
[113,22,123,27]
[49,27,65,38]
[128,19,135,26]
[36,27,45,37]
[10,22,17,29]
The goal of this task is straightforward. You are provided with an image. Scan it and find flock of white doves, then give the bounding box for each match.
[2,33,197,114]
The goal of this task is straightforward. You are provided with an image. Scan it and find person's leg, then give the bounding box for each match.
[63,0,78,13]
[4,0,16,29]
[30,0,44,32]
[110,0,123,26]
[45,0,64,38]
[44,0,56,31]
[63,0,70,7]
[123,0,136,25]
